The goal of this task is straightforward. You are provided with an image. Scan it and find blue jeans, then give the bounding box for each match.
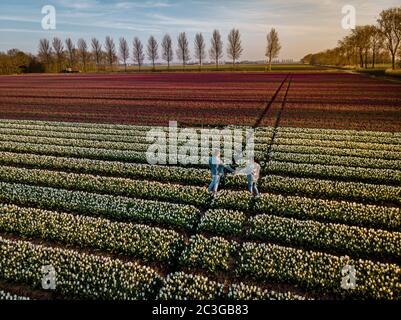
[247,175,260,196]
[208,175,221,193]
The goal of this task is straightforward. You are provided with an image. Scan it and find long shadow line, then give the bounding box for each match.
[252,73,290,129]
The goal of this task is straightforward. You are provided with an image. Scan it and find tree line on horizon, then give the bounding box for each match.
[0,28,281,74]
[302,7,401,70]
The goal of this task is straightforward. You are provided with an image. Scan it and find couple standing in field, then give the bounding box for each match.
[208,149,261,197]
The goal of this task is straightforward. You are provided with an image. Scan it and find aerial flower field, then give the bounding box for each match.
[0,72,400,300]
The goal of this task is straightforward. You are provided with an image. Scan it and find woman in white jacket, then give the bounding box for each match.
[235,158,261,197]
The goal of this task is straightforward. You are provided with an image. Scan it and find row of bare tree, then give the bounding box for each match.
[37,29,242,72]
[302,7,401,69]
[36,28,280,72]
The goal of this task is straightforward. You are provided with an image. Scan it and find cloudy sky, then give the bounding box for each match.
[0,0,399,61]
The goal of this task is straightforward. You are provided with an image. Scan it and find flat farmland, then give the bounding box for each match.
[0,72,400,300]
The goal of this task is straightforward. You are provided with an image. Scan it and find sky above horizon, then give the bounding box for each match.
[0,0,400,62]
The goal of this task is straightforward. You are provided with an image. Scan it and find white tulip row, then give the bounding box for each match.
[265,161,401,185]
[179,235,235,272]
[158,272,306,300]
[0,204,184,263]
[227,283,308,300]
[270,151,401,170]
[213,190,401,231]
[0,290,30,300]
[1,132,267,153]
[272,144,401,160]
[237,242,401,299]
[261,175,401,206]
[0,151,210,186]
[0,140,264,169]
[248,214,401,260]
[0,151,397,207]
[275,137,401,153]
[0,165,211,207]
[276,131,401,145]
[0,181,200,230]
[198,209,246,236]
[0,237,162,299]
[276,126,401,138]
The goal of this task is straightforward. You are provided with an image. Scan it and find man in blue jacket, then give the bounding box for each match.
[208,149,223,195]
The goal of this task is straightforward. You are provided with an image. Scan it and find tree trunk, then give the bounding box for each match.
[392,54,395,70]
[372,50,375,68]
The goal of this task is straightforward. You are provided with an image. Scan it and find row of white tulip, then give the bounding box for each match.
[272,143,401,160]
[0,290,30,300]
[0,151,210,186]
[0,181,200,230]
[0,140,265,169]
[212,190,401,231]
[270,151,401,170]
[6,119,400,140]
[198,209,246,236]
[275,137,401,152]
[0,125,271,143]
[179,235,235,272]
[0,132,267,152]
[0,120,156,136]
[0,165,211,207]
[0,127,148,144]
[248,214,401,261]
[227,283,308,300]
[265,161,401,185]
[0,151,397,208]
[158,272,225,300]
[276,130,401,145]
[261,175,400,206]
[276,125,401,138]
[237,242,401,299]
[158,272,306,300]
[0,204,184,263]
[0,237,162,299]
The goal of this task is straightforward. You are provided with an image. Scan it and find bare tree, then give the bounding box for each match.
[52,37,64,72]
[38,38,52,70]
[91,38,102,70]
[176,32,190,70]
[378,7,401,70]
[266,28,281,71]
[119,37,129,71]
[227,28,243,67]
[105,36,117,69]
[194,33,206,70]
[65,38,75,69]
[77,39,89,72]
[209,30,223,69]
[368,25,383,68]
[161,34,173,70]
[147,35,159,71]
[132,37,145,71]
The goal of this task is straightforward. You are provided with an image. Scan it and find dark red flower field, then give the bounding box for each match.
[0,72,400,131]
